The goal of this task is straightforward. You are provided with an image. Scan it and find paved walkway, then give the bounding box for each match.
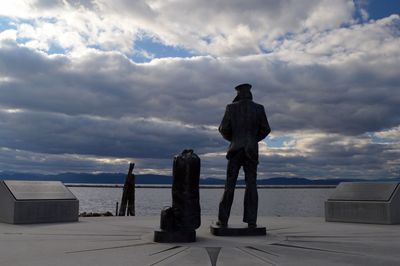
[1,216,400,265]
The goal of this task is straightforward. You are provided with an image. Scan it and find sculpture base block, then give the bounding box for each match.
[210,223,266,236]
[325,182,400,224]
[0,180,79,224]
[153,229,196,243]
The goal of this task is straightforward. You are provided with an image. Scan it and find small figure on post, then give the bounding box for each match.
[214,83,270,234]
[118,163,135,216]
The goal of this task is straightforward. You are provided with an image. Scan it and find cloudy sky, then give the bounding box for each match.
[0,0,399,180]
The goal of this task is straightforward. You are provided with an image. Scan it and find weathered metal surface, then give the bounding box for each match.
[0,180,79,224]
[4,180,76,200]
[325,182,400,224]
[328,182,398,202]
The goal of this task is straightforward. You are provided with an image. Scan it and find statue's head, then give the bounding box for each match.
[233,83,252,102]
[235,83,252,92]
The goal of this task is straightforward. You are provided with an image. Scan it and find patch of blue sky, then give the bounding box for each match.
[87,44,102,50]
[8,17,36,26]
[353,0,369,22]
[130,36,195,63]
[259,32,295,55]
[369,136,396,144]
[274,32,296,42]
[366,132,398,144]
[0,16,16,31]
[15,33,67,55]
[40,17,58,24]
[353,0,400,23]
[47,43,67,55]
[259,45,273,54]
[16,36,31,43]
[1,17,58,32]
[364,0,400,20]
[264,135,292,148]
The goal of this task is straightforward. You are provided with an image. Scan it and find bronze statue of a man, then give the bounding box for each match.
[217,83,271,228]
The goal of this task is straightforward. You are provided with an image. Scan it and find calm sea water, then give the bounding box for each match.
[70,187,335,217]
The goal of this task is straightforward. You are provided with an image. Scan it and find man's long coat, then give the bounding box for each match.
[219,97,271,162]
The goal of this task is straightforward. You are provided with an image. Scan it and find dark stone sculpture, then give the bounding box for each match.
[216,83,270,230]
[154,149,201,242]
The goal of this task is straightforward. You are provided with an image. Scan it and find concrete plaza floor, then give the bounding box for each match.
[1,215,400,265]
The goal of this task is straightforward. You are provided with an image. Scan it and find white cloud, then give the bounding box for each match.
[0,30,17,42]
[271,15,400,64]
[374,126,400,141]
[303,0,354,30]
[1,0,359,57]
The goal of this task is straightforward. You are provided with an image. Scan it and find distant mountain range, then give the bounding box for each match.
[0,171,398,185]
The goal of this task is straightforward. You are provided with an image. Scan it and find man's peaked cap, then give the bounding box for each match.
[235,83,252,91]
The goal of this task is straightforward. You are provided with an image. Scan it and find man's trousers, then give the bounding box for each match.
[218,149,258,225]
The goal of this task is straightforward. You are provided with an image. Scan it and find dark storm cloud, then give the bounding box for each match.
[0,42,398,180]
[201,131,400,180]
[0,147,120,174]
[260,61,400,135]
[0,109,223,159]
[1,41,399,138]
[253,133,400,180]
